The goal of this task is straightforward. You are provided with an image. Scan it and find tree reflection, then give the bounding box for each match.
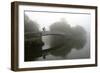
[24,14,44,61]
[24,15,87,61]
[49,19,86,58]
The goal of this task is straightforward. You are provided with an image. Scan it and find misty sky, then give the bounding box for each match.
[24,11,91,32]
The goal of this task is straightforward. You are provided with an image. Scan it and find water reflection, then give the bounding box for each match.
[49,20,87,58]
[24,14,90,61]
[24,15,44,61]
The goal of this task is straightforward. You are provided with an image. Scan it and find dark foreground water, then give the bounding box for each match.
[35,35,90,61]
[24,32,90,61]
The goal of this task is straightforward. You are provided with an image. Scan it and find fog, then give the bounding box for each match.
[24,11,90,61]
[25,11,90,32]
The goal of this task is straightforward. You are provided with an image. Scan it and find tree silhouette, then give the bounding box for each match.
[49,19,86,58]
[24,14,39,33]
[24,15,87,60]
[24,14,44,61]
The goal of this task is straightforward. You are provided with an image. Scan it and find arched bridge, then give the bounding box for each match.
[25,31,70,39]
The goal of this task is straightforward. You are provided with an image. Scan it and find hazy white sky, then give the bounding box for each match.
[25,11,91,32]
